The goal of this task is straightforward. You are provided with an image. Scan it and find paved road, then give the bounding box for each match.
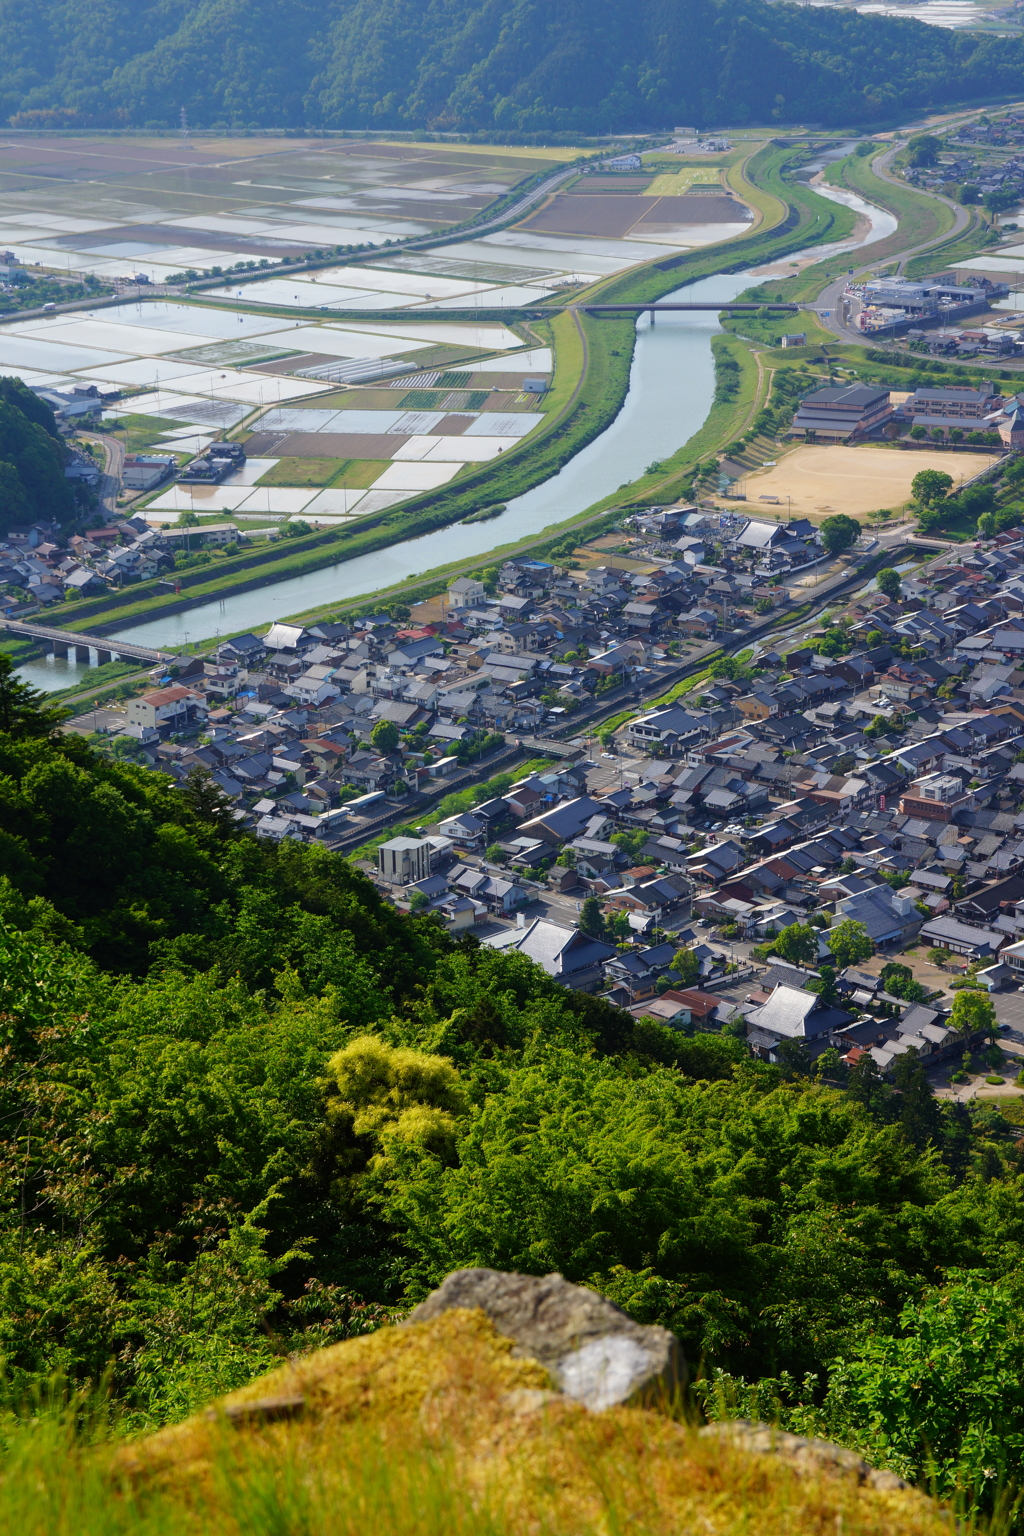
[810,144,974,346]
[81,430,124,520]
[402,162,583,252]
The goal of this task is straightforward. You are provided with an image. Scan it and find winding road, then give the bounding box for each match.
[811,144,975,346]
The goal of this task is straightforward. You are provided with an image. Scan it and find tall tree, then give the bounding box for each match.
[826,918,873,970]
[0,654,69,739]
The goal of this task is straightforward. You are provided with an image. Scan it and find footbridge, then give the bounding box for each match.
[4,619,174,666]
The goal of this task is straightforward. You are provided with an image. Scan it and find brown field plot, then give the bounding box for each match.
[737,444,997,520]
[521,192,749,237]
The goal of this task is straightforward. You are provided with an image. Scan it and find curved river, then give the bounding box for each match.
[23,160,895,688]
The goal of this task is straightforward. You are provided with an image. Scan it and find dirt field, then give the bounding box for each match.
[521,191,749,237]
[735,444,997,520]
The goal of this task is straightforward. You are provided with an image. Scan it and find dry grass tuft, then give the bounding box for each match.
[7,1310,962,1536]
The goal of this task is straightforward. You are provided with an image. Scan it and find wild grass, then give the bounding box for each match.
[0,1313,970,1536]
[825,148,956,268]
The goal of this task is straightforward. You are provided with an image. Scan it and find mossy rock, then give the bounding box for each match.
[110,1307,950,1536]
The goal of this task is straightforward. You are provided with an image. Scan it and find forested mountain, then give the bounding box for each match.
[3,660,1024,1516]
[4,0,1023,134]
[0,378,71,535]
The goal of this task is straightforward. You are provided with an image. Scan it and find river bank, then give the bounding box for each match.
[19,146,898,691]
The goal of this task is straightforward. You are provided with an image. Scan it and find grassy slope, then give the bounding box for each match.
[825,149,956,266]
[0,1312,955,1536]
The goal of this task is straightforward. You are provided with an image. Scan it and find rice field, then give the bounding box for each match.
[0,135,763,536]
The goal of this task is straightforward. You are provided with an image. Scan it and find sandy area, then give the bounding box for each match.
[736,444,996,520]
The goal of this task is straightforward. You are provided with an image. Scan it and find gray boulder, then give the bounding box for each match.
[406,1267,683,1412]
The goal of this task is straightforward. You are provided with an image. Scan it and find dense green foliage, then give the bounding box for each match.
[7,697,1024,1516]
[4,0,1024,131]
[0,376,72,535]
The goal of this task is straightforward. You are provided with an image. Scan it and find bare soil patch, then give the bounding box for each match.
[739,444,995,520]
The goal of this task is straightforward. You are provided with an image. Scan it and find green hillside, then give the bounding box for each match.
[5,0,1024,134]
[2,668,1024,1523]
[0,377,72,535]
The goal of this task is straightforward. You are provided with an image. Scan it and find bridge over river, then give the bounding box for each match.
[4,620,174,667]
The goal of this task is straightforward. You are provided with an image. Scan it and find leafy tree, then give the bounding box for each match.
[0,654,69,739]
[579,896,606,938]
[906,133,941,166]
[484,843,506,864]
[825,918,873,969]
[819,514,861,555]
[819,1272,1024,1513]
[892,1047,940,1149]
[670,946,700,988]
[950,987,997,1043]
[875,567,901,600]
[814,1045,845,1082]
[928,947,953,967]
[178,764,238,838]
[879,961,927,1003]
[609,909,632,941]
[774,1037,813,1079]
[847,1051,885,1108]
[911,468,953,505]
[611,828,649,862]
[370,719,401,754]
[407,889,429,911]
[766,920,819,967]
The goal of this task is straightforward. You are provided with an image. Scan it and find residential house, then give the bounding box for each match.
[485,918,616,992]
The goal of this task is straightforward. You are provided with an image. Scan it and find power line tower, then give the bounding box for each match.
[180,106,192,150]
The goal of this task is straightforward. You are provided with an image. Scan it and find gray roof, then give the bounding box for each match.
[746,983,854,1040]
[738,521,785,549]
[484,918,615,977]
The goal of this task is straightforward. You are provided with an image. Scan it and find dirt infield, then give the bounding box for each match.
[735,444,998,520]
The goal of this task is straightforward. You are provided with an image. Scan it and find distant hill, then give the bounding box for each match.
[5,0,1024,134]
[0,378,72,535]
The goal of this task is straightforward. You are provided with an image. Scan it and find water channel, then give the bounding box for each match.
[22,162,896,690]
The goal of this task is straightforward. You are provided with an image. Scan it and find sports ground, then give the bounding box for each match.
[733,444,999,520]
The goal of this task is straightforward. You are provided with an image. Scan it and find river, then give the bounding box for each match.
[22,164,896,690]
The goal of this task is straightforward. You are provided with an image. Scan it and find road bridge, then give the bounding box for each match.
[576,302,799,312]
[575,301,800,324]
[4,620,174,667]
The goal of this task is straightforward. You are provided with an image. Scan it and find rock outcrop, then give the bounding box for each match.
[112,1271,947,1536]
[407,1267,682,1412]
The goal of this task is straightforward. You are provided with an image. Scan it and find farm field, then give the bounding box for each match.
[734,443,997,518]
[520,189,753,242]
[0,135,593,280]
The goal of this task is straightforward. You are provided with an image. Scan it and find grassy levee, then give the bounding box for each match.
[825,148,956,266]
[904,212,996,279]
[41,145,866,643]
[570,143,856,310]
